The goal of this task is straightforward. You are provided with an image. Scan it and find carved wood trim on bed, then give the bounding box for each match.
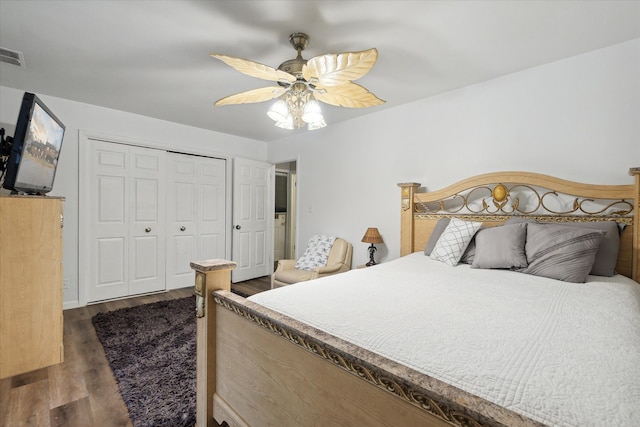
[191,259,237,427]
[399,168,639,282]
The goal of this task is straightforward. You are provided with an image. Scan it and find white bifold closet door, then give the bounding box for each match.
[165,152,226,290]
[85,140,226,303]
[87,141,166,302]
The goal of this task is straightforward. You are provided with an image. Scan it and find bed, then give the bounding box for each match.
[191,168,640,427]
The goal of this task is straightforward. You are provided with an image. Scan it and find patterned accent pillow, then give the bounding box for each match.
[430,219,483,266]
[295,235,337,271]
[522,223,605,283]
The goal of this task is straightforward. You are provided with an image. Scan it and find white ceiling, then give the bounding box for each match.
[1,1,638,142]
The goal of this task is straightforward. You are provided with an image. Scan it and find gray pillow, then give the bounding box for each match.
[461,217,533,265]
[551,221,620,277]
[505,219,619,276]
[424,218,450,255]
[471,223,528,269]
[522,223,605,283]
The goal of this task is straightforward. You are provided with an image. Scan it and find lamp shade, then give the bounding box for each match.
[275,115,294,129]
[267,99,290,122]
[301,99,323,124]
[307,118,326,130]
[361,227,383,244]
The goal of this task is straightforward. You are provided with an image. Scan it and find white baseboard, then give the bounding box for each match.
[63,300,80,310]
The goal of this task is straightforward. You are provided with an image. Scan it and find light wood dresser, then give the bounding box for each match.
[0,195,64,379]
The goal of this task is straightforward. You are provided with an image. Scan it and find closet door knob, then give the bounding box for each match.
[235,225,241,230]
[145,227,151,233]
[180,226,186,231]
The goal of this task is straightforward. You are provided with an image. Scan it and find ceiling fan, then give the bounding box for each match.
[210,33,385,130]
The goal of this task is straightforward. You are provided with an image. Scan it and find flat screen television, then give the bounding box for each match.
[2,92,65,195]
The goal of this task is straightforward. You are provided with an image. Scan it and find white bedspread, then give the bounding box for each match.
[249,253,640,426]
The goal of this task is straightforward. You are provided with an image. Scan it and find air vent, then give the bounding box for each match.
[0,47,25,67]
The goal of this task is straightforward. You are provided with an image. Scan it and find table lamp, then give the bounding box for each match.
[361,227,384,266]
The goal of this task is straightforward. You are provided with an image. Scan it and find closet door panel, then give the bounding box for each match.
[199,185,221,258]
[128,147,166,296]
[87,141,166,302]
[173,181,197,278]
[88,142,129,302]
[166,154,226,290]
[97,237,126,286]
[173,181,197,276]
[132,236,159,279]
[166,153,198,290]
[198,157,226,260]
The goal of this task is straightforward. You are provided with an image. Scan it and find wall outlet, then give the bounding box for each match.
[63,279,70,290]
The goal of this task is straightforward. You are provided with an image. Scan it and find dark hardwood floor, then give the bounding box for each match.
[0,277,270,427]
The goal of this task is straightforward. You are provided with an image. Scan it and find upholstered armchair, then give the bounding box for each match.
[271,237,353,289]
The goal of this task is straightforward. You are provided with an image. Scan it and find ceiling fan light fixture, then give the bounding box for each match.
[212,32,384,132]
[268,89,325,130]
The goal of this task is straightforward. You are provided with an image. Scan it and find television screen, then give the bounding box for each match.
[2,92,65,194]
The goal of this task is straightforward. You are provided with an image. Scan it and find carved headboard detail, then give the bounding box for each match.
[399,168,640,281]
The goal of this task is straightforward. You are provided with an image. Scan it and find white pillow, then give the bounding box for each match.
[430,218,483,266]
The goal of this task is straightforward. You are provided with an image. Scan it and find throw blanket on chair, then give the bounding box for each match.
[295,235,337,271]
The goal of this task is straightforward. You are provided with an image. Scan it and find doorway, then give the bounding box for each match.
[231,158,273,283]
[274,161,297,265]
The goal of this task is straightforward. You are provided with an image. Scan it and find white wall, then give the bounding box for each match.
[2,38,637,305]
[0,86,267,307]
[268,39,640,268]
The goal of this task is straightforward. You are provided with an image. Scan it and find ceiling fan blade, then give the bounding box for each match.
[211,54,296,84]
[214,86,286,106]
[302,48,378,87]
[314,83,385,108]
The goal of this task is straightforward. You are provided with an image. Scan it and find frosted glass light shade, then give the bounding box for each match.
[307,118,326,130]
[267,99,290,122]
[301,99,323,124]
[275,115,294,129]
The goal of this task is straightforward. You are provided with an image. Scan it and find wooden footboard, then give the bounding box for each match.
[211,297,454,426]
[190,260,540,427]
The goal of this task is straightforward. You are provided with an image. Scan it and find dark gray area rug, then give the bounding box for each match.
[92,297,196,427]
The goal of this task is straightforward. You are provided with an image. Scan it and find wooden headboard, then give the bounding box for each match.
[399,168,640,282]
